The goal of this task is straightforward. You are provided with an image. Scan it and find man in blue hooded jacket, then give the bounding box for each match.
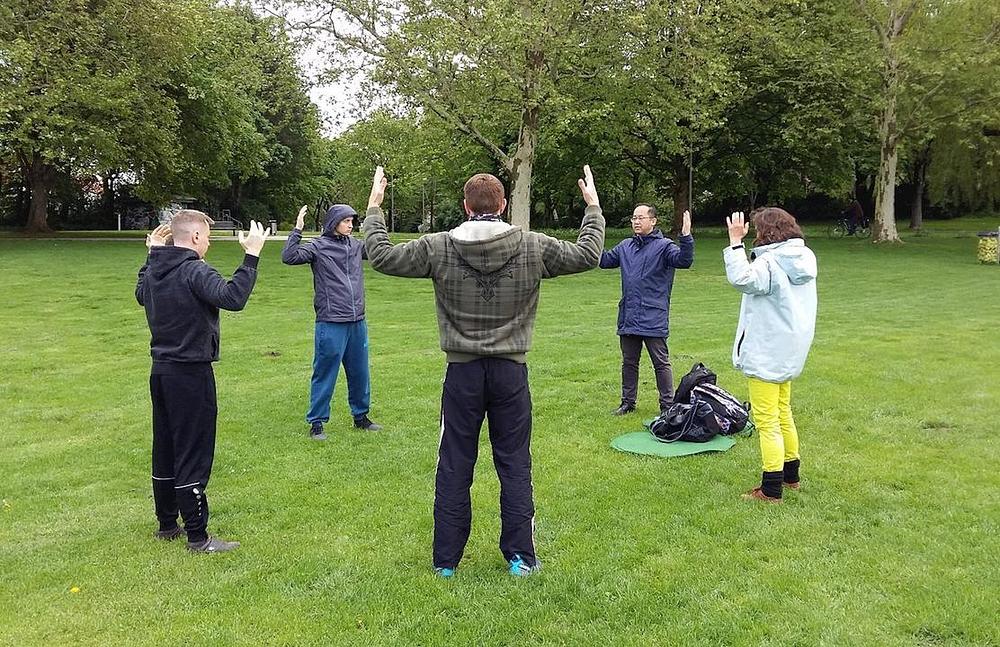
[600,205,694,415]
[283,204,382,439]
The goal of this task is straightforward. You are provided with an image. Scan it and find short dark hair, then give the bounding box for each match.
[751,207,803,246]
[636,203,657,220]
[463,174,505,215]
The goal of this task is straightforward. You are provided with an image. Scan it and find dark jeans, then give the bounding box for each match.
[620,335,674,411]
[150,362,218,543]
[433,358,536,570]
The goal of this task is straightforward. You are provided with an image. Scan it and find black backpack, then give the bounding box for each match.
[649,401,729,443]
[690,383,750,435]
[674,362,717,405]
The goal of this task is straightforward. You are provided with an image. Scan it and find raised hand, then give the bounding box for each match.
[368,166,388,209]
[295,205,308,230]
[726,211,749,246]
[681,210,692,236]
[238,220,270,257]
[577,164,600,207]
[146,224,171,249]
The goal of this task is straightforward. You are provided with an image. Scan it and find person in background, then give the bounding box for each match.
[600,205,694,416]
[282,204,382,440]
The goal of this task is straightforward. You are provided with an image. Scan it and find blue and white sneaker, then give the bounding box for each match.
[434,567,455,578]
[508,554,541,577]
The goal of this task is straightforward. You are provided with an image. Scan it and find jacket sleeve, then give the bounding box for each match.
[281,229,316,265]
[724,246,772,295]
[362,207,434,278]
[539,205,606,278]
[663,234,694,269]
[189,255,260,311]
[599,241,621,269]
[135,259,149,305]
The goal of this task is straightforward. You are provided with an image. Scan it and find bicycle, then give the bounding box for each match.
[829,217,870,238]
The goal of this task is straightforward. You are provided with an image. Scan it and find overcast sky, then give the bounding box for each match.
[258,2,371,136]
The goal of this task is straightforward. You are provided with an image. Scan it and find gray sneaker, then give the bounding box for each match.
[187,536,240,553]
[309,423,327,441]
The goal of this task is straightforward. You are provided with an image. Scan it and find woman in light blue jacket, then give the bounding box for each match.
[724,208,817,502]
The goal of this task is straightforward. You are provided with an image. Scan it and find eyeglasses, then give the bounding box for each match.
[630,216,652,222]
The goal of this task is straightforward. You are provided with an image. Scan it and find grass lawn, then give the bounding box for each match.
[1,218,998,646]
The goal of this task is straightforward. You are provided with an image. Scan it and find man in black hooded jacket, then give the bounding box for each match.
[135,211,269,553]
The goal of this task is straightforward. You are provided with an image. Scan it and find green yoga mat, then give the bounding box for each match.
[611,431,736,458]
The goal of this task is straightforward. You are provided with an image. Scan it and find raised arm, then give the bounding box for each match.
[663,210,694,268]
[541,165,606,277]
[361,166,434,278]
[282,205,317,265]
[190,220,269,310]
[136,224,171,304]
[362,207,434,278]
[189,259,259,311]
[723,211,771,295]
[599,242,621,269]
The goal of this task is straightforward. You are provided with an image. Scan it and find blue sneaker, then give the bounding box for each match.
[508,554,541,577]
[434,567,455,578]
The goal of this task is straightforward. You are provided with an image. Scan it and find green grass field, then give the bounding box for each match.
[1,218,998,646]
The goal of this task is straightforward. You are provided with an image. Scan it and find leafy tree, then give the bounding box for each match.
[0,0,210,231]
[286,0,626,229]
[857,0,1000,241]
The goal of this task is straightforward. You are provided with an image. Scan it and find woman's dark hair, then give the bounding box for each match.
[751,207,803,246]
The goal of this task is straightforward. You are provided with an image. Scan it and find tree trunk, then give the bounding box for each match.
[629,168,641,207]
[671,155,690,234]
[25,154,55,233]
[909,145,929,230]
[872,57,902,243]
[507,105,539,231]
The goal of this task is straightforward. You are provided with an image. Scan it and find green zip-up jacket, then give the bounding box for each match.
[362,205,605,363]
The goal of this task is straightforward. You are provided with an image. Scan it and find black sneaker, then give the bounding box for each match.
[612,401,636,416]
[309,423,327,441]
[353,415,383,431]
[154,526,185,541]
[187,535,240,553]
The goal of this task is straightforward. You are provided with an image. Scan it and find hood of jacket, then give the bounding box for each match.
[448,220,524,273]
[148,245,201,279]
[753,238,816,285]
[323,204,358,237]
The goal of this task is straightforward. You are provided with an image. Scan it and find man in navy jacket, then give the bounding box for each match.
[600,205,694,415]
[282,204,381,439]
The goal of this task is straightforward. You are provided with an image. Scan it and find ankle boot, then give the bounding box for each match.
[761,470,783,498]
[783,459,800,488]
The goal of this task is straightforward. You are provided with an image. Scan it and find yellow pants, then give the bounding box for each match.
[747,378,800,472]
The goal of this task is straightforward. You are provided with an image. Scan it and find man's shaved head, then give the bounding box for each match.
[170,210,213,258]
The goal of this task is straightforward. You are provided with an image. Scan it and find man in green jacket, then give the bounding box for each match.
[362,166,605,577]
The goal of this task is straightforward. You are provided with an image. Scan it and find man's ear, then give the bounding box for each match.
[499,198,508,215]
[463,199,473,218]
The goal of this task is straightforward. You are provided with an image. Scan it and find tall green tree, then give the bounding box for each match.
[288,0,625,229]
[858,0,1000,241]
[0,0,206,231]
